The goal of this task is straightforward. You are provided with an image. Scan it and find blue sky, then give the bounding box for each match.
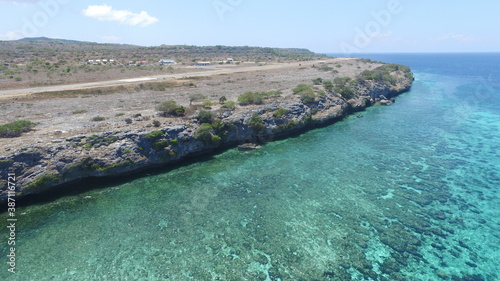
[0,0,499,53]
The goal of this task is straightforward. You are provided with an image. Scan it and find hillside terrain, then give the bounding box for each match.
[0,38,324,90]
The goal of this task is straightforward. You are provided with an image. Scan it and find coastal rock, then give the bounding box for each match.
[237,143,261,151]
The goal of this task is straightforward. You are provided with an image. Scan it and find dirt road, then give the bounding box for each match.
[0,58,352,99]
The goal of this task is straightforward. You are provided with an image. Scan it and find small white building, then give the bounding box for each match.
[159,59,175,65]
[196,61,211,66]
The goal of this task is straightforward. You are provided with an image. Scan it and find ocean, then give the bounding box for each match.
[2,53,500,280]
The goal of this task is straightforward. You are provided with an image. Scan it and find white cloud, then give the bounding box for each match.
[0,30,23,40]
[437,33,474,43]
[370,31,393,39]
[82,4,159,27]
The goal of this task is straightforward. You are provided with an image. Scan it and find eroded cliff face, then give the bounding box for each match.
[0,65,413,202]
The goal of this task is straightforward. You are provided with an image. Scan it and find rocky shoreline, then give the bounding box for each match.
[0,60,413,204]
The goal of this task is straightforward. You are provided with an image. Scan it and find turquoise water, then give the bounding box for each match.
[2,54,500,280]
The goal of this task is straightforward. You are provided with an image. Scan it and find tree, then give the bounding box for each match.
[156,101,185,117]
[219,96,227,104]
[189,93,206,105]
[197,110,213,124]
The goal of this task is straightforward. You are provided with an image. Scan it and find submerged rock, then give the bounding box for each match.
[238,143,261,151]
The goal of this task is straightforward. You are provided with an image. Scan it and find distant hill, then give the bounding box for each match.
[1,38,325,63]
[17,37,89,44]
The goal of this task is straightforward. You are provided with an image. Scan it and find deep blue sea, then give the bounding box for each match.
[2,53,500,280]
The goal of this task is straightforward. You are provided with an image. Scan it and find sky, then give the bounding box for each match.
[0,0,499,54]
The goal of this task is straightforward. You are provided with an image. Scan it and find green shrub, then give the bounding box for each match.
[312,77,323,85]
[153,140,169,150]
[292,84,316,104]
[72,109,87,114]
[292,84,311,94]
[22,173,59,191]
[248,112,265,131]
[0,120,37,138]
[203,100,213,107]
[156,101,185,116]
[170,139,179,145]
[189,93,206,105]
[211,135,222,145]
[195,123,221,145]
[91,116,106,122]
[323,81,333,91]
[335,86,355,100]
[197,110,213,124]
[317,65,333,72]
[145,130,163,140]
[223,101,236,110]
[238,91,263,105]
[237,91,280,106]
[333,77,352,86]
[212,119,224,131]
[219,96,227,104]
[273,108,289,118]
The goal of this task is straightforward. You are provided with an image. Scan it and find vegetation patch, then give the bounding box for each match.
[91,116,106,122]
[135,81,176,92]
[222,101,236,110]
[64,158,136,174]
[156,100,185,117]
[144,130,163,140]
[197,110,214,124]
[273,108,290,118]
[22,173,60,192]
[359,64,412,85]
[189,93,206,105]
[238,90,282,105]
[0,159,14,164]
[330,77,357,100]
[248,112,266,132]
[195,123,221,145]
[153,140,170,150]
[0,120,37,138]
[292,84,316,104]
